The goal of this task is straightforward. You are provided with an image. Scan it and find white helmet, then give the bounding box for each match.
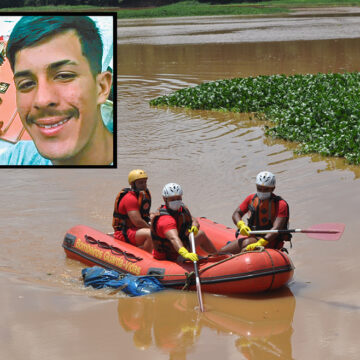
[162,183,183,198]
[256,171,276,187]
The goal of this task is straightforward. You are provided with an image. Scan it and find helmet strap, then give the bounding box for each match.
[131,183,139,193]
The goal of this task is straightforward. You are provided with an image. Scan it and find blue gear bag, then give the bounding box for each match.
[81,266,165,296]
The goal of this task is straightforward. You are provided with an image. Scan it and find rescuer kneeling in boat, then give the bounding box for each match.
[112,169,153,253]
[220,171,291,254]
[151,183,217,262]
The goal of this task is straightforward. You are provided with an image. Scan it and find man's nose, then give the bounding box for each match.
[33,78,59,109]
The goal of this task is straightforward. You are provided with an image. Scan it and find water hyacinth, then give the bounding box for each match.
[150,73,360,165]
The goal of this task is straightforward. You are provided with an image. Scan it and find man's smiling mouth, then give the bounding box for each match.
[26,108,79,128]
[36,116,72,129]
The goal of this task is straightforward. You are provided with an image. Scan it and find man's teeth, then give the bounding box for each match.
[38,117,70,128]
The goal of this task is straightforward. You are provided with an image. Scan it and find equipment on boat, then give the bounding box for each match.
[63,218,294,295]
[82,266,164,296]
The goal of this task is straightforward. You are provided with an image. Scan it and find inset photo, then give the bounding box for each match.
[0,13,116,167]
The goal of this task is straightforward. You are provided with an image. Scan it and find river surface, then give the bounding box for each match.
[2,10,360,360]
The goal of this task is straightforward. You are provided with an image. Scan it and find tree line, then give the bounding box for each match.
[0,0,120,7]
[0,0,269,9]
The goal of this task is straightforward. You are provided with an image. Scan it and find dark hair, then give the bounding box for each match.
[7,16,103,76]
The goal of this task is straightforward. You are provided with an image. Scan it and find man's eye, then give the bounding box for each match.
[55,72,76,80]
[17,80,35,91]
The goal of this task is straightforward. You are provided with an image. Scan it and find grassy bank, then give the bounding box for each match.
[1,1,360,16]
[0,2,286,16]
[116,1,287,19]
[267,0,360,6]
[150,73,360,165]
[116,0,360,19]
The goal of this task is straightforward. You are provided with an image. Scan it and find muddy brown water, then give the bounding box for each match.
[2,12,360,360]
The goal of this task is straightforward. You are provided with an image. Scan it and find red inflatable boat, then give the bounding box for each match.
[62,218,294,295]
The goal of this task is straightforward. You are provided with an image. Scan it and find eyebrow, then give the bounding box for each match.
[14,59,78,79]
[48,59,78,71]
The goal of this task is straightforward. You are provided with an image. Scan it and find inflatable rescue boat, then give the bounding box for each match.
[63,218,294,295]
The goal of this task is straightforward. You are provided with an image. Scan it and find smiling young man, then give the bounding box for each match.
[0,15,113,166]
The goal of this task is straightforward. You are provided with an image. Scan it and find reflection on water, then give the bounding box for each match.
[117,288,295,359]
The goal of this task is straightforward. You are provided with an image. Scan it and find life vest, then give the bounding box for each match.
[247,193,291,244]
[112,188,152,236]
[151,205,193,260]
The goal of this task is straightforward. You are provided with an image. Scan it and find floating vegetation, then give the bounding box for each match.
[150,73,360,164]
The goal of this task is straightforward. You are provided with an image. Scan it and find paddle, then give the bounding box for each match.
[189,232,205,312]
[248,223,345,241]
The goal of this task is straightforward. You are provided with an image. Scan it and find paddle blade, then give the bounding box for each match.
[304,223,345,241]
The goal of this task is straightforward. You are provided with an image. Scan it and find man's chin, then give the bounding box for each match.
[34,141,76,162]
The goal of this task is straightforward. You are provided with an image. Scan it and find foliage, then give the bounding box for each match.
[119,0,180,8]
[150,73,360,164]
[117,0,287,18]
[266,0,360,6]
[115,0,360,19]
[3,0,360,15]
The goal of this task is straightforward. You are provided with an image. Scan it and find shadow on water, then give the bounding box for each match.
[117,287,295,359]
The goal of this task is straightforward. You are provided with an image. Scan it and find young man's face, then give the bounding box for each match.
[13,30,104,163]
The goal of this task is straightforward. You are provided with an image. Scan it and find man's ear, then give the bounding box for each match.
[96,71,112,104]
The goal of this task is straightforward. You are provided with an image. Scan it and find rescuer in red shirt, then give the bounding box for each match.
[151,183,217,262]
[220,171,291,254]
[112,169,153,253]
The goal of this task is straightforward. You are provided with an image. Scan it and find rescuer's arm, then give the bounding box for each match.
[263,216,287,243]
[189,216,200,235]
[127,210,150,229]
[165,228,198,262]
[245,217,288,251]
[232,208,250,236]
[232,207,243,226]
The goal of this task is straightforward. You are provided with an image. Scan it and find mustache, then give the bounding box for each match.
[26,108,79,125]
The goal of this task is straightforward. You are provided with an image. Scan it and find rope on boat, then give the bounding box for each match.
[181,271,195,291]
[181,248,266,290]
[263,248,276,291]
[84,234,143,263]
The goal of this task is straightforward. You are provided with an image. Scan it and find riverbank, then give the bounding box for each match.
[116,1,360,19]
[1,1,360,18]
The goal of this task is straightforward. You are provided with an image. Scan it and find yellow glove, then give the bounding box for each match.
[188,225,199,235]
[245,238,268,251]
[237,220,251,236]
[178,247,199,262]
